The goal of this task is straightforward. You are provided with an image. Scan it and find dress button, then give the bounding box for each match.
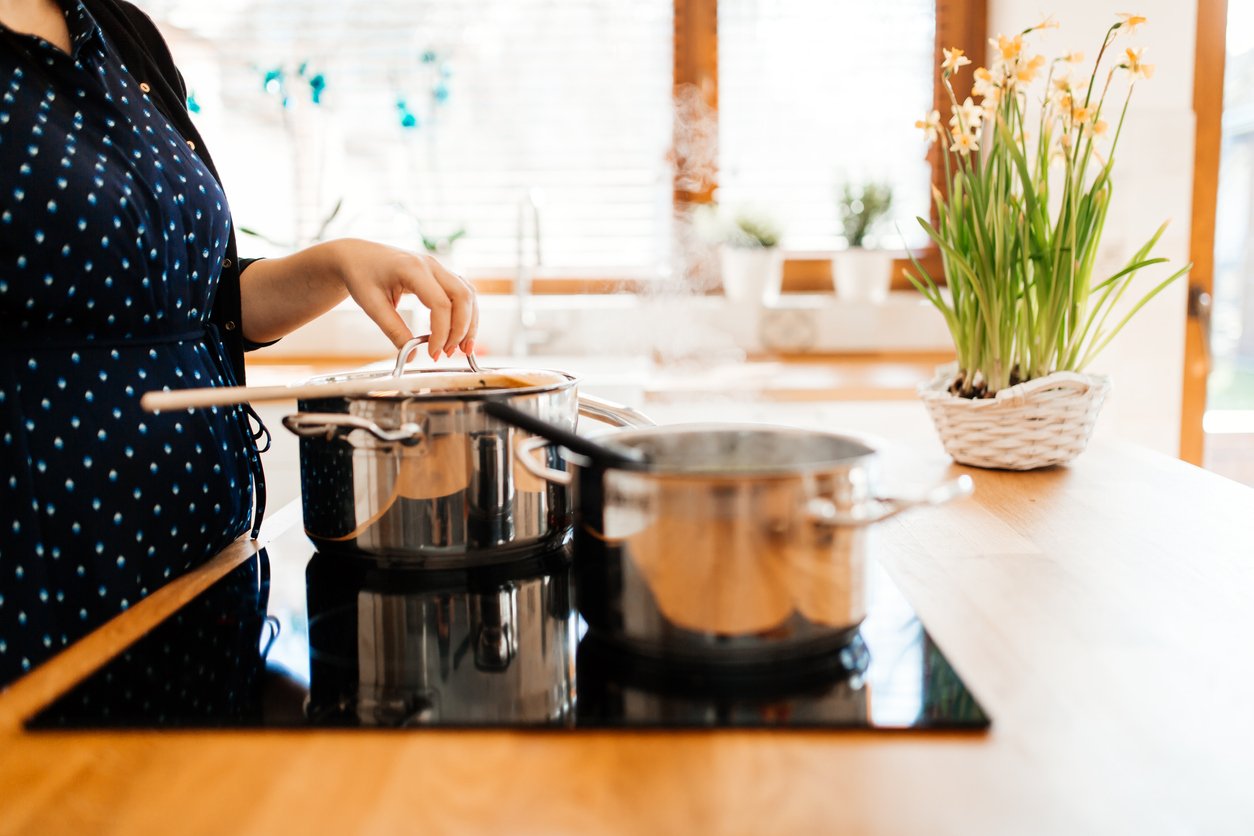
[139,82,151,93]
[186,140,196,151]
[224,321,237,331]
[222,258,233,269]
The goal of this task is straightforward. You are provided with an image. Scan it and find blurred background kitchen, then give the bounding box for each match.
[139,0,1250,499]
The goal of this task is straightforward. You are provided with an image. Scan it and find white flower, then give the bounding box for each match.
[949,97,984,135]
[1084,118,1110,138]
[942,47,972,74]
[1123,47,1155,80]
[915,109,943,143]
[950,131,979,155]
[1117,13,1147,34]
[972,67,1000,101]
[1016,55,1047,84]
[989,33,1025,64]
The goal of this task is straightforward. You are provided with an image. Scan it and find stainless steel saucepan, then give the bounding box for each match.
[283,338,652,565]
[145,336,652,565]
[515,423,973,666]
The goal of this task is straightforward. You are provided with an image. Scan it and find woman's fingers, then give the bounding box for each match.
[428,258,477,356]
[391,254,452,360]
[354,285,414,350]
[338,241,477,362]
[460,298,479,357]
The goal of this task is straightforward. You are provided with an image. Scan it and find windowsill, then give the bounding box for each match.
[270,291,953,360]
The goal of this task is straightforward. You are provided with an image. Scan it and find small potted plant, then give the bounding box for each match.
[832,180,895,303]
[907,13,1188,470]
[706,207,785,305]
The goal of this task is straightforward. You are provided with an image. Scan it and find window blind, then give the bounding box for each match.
[145,0,675,276]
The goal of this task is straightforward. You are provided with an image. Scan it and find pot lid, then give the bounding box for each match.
[302,366,577,401]
[572,424,879,478]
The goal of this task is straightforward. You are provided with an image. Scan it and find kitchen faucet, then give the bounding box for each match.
[513,188,548,357]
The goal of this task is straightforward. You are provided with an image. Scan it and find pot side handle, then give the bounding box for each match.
[515,436,573,487]
[807,474,974,527]
[576,393,655,428]
[281,412,426,446]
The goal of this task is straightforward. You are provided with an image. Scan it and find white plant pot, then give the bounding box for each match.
[832,248,895,303]
[721,246,782,305]
[918,364,1112,470]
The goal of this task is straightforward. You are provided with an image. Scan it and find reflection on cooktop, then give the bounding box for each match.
[27,541,989,732]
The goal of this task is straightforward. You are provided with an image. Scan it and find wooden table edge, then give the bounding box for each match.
[0,502,304,734]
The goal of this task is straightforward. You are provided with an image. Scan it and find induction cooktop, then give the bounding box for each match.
[26,532,989,732]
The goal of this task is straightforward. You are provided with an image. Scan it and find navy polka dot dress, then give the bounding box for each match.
[0,0,261,685]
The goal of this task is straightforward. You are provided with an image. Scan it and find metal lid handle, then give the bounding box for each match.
[391,335,432,377]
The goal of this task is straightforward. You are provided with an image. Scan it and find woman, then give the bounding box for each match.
[0,0,479,685]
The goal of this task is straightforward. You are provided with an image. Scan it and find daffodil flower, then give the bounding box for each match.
[1116,13,1147,33]
[989,33,1025,63]
[1064,51,1085,64]
[1033,16,1060,31]
[949,97,984,135]
[942,47,972,74]
[1123,47,1155,80]
[1016,55,1047,84]
[1087,119,1110,137]
[1071,105,1093,126]
[950,131,979,155]
[915,110,943,143]
[1050,80,1074,112]
[972,67,1000,100]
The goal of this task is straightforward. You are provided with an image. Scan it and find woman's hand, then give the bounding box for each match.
[239,238,478,360]
[335,239,477,359]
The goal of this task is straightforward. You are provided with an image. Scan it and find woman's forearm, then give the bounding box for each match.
[237,241,350,345]
[237,238,478,359]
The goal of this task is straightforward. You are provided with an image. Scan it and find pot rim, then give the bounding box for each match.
[564,422,881,481]
[301,365,580,403]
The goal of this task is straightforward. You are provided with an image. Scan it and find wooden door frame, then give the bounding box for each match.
[1180,0,1229,464]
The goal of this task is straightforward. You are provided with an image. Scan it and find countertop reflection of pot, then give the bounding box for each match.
[282,337,652,565]
[304,547,577,727]
[516,424,973,668]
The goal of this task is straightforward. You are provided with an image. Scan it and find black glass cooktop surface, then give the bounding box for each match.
[26,525,989,732]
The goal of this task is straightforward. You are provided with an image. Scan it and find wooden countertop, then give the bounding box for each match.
[2,424,1253,834]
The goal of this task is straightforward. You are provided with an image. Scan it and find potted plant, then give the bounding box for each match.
[832,180,895,303]
[711,207,785,305]
[907,13,1189,470]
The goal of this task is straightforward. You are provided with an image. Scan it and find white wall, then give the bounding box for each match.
[988,0,1197,455]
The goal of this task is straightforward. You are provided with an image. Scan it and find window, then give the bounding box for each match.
[150,0,674,276]
[143,1,979,287]
[716,0,935,251]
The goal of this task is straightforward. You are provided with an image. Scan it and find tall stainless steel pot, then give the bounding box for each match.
[517,424,973,666]
[283,338,650,565]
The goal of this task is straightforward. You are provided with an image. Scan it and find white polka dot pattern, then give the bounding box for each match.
[0,0,255,685]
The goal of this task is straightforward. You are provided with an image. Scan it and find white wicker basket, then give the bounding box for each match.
[918,364,1112,470]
